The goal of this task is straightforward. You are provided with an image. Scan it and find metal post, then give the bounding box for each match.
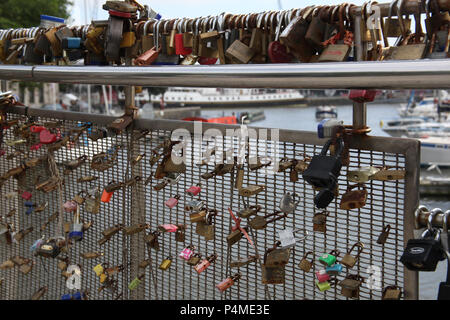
[352,13,367,130]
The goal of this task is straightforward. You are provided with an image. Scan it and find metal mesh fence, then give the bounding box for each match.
[0,107,418,300]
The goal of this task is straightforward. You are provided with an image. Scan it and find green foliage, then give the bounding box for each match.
[0,0,72,29]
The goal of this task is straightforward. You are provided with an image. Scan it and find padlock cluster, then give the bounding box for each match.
[0,0,449,67]
[0,109,415,299]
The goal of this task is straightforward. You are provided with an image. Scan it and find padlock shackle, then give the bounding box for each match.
[320,137,344,157]
[347,241,364,257]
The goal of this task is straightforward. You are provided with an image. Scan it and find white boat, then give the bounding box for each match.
[315,105,337,120]
[404,121,450,138]
[145,88,305,108]
[419,136,450,167]
[380,117,431,137]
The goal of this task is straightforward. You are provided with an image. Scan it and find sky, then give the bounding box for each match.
[70,0,367,25]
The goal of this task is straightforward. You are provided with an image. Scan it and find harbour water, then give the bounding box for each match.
[202,102,449,299]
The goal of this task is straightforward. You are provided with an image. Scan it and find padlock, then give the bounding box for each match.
[195,253,218,274]
[158,224,180,233]
[190,209,207,223]
[179,246,195,260]
[138,259,151,269]
[101,181,123,203]
[216,273,241,292]
[384,0,411,37]
[0,260,14,270]
[382,285,402,300]
[313,211,330,233]
[298,251,314,272]
[280,7,315,62]
[37,237,64,258]
[264,247,291,267]
[175,228,185,242]
[14,227,33,242]
[326,263,343,276]
[187,253,202,266]
[21,191,32,200]
[316,278,337,292]
[238,205,262,219]
[19,261,33,275]
[184,200,204,212]
[73,191,87,205]
[196,221,215,241]
[31,287,48,300]
[303,138,344,189]
[249,211,286,230]
[319,250,340,267]
[227,229,243,246]
[377,225,392,245]
[400,228,446,271]
[30,237,45,253]
[85,188,101,214]
[68,206,84,241]
[278,228,297,249]
[305,6,328,50]
[341,242,364,269]
[348,90,377,103]
[347,166,380,183]
[340,185,368,210]
[239,185,265,197]
[316,269,330,283]
[165,195,181,209]
[278,158,294,172]
[102,224,122,238]
[230,255,259,268]
[81,251,104,259]
[339,274,364,299]
[128,275,145,290]
[144,231,160,250]
[268,11,294,63]
[11,256,28,266]
[279,193,299,215]
[186,184,201,197]
[261,260,286,284]
[159,257,172,270]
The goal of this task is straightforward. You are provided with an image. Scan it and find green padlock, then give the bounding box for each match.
[318,250,340,267]
[128,274,145,290]
[316,278,337,292]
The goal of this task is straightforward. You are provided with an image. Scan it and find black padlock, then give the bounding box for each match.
[400,228,446,272]
[36,237,65,258]
[315,188,335,209]
[302,138,344,189]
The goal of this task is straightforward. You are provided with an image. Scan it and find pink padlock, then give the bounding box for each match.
[63,200,78,213]
[194,254,217,274]
[216,273,241,292]
[348,90,377,103]
[186,184,201,197]
[158,224,179,233]
[21,191,32,200]
[165,195,180,209]
[179,246,194,260]
[315,269,330,283]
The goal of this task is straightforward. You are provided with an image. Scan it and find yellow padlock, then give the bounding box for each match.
[99,273,107,283]
[93,264,104,277]
[120,32,136,48]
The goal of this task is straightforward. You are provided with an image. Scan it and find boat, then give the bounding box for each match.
[148,88,306,108]
[403,121,450,138]
[315,105,337,120]
[419,136,450,167]
[380,117,431,137]
[182,115,238,124]
[420,175,450,196]
[239,110,266,123]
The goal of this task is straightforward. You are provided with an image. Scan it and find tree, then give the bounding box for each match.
[0,0,72,29]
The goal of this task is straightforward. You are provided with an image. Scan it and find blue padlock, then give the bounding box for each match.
[62,37,82,49]
[61,294,72,300]
[72,291,84,300]
[24,201,34,215]
[326,263,343,276]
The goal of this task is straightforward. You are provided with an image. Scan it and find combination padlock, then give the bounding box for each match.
[319,250,340,267]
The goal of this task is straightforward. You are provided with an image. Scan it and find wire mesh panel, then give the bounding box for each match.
[0,107,418,300]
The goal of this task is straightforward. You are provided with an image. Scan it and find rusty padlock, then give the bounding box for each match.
[340,185,368,210]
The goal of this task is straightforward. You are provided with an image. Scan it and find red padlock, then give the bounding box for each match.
[175,33,192,56]
[348,90,377,103]
[30,144,42,151]
[165,195,180,209]
[158,224,179,233]
[101,189,114,203]
[315,269,330,283]
[30,126,45,133]
[186,185,201,197]
[109,9,133,19]
[198,57,217,65]
[0,149,5,157]
[21,191,32,200]
[268,41,294,63]
[216,273,240,292]
[39,129,57,144]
